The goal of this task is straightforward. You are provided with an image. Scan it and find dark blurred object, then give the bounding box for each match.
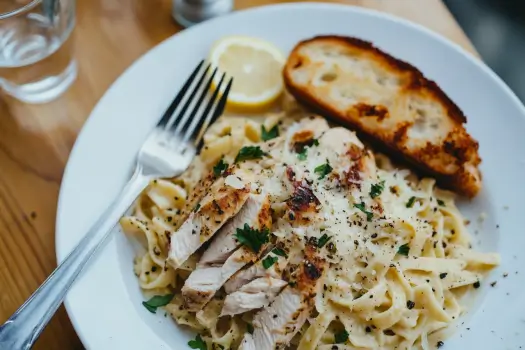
[445,0,525,103]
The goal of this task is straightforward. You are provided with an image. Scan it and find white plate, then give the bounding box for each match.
[56,3,525,349]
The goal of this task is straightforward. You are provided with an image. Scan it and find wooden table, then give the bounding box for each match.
[0,0,476,348]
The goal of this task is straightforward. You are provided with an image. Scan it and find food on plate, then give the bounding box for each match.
[120,36,499,350]
[283,36,482,197]
[208,36,285,109]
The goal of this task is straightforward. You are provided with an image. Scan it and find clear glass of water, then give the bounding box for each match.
[0,0,76,104]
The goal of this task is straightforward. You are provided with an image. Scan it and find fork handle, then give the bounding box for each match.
[0,166,149,350]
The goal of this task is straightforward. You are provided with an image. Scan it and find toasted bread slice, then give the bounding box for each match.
[283,36,481,197]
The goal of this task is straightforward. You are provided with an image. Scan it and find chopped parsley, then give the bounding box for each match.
[370,180,385,199]
[437,199,446,207]
[234,223,270,253]
[354,202,373,222]
[312,139,320,146]
[473,281,481,289]
[142,294,174,314]
[406,300,415,309]
[262,256,278,269]
[235,146,266,163]
[213,158,228,176]
[334,330,349,344]
[261,125,279,141]
[272,248,287,257]
[397,243,410,256]
[406,196,416,208]
[247,323,254,334]
[193,203,201,212]
[314,161,333,179]
[439,272,448,279]
[297,149,308,161]
[188,334,206,350]
[318,234,332,248]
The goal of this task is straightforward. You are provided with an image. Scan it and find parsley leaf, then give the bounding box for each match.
[272,248,287,257]
[318,234,331,248]
[261,125,279,141]
[437,199,446,207]
[314,161,333,179]
[397,243,410,256]
[297,149,307,161]
[262,256,278,269]
[313,139,320,146]
[334,330,349,344]
[370,180,385,199]
[247,323,254,334]
[234,223,270,253]
[188,334,206,350]
[193,203,201,212]
[142,294,174,314]
[235,146,266,163]
[406,196,416,208]
[213,158,228,177]
[354,202,373,222]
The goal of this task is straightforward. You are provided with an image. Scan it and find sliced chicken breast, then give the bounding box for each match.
[221,277,288,316]
[239,245,326,350]
[166,176,251,269]
[182,194,272,311]
[224,250,288,294]
[199,194,271,266]
[238,287,310,350]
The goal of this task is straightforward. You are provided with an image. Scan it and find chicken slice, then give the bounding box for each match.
[239,245,326,350]
[224,250,288,294]
[182,194,272,311]
[221,277,288,316]
[166,175,251,269]
[199,194,271,266]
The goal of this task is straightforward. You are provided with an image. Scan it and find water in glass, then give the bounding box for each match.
[0,0,76,103]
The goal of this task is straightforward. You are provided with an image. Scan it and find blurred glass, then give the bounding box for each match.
[173,0,233,28]
[0,0,76,104]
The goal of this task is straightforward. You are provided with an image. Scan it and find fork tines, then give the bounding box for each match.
[160,60,233,150]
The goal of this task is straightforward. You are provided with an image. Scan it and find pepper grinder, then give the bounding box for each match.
[173,0,234,28]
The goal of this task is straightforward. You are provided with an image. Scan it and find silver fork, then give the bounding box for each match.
[0,60,233,350]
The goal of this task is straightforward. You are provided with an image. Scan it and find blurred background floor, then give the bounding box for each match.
[445,0,525,103]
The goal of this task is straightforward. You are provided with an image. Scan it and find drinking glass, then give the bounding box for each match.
[0,0,76,104]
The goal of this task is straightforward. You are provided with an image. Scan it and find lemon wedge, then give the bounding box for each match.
[209,36,285,109]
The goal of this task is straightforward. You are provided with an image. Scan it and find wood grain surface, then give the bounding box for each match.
[0,0,476,349]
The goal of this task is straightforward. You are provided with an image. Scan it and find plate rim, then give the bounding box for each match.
[55,2,525,349]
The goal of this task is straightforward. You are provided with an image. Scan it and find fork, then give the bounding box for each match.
[0,60,233,350]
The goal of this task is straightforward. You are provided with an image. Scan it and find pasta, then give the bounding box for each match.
[120,96,499,350]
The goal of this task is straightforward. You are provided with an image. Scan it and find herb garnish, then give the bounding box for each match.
[397,243,410,256]
[334,330,349,344]
[318,234,331,248]
[354,202,373,222]
[437,199,446,207]
[272,248,287,257]
[193,203,201,213]
[234,223,270,253]
[370,180,385,199]
[235,146,266,163]
[262,256,278,269]
[261,125,279,141]
[406,300,415,309]
[406,196,416,208]
[213,158,228,176]
[188,334,206,350]
[314,161,333,179]
[439,272,448,279]
[297,149,308,161]
[247,323,254,334]
[142,294,174,314]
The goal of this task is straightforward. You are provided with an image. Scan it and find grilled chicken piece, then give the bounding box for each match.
[166,175,251,269]
[284,36,482,197]
[221,277,288,316]
[224,251,288,294]
[239,246,325,350]
[199,194,271,266]
[181,194,272,311]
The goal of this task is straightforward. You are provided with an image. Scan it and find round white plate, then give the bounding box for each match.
[56,3,525,349]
